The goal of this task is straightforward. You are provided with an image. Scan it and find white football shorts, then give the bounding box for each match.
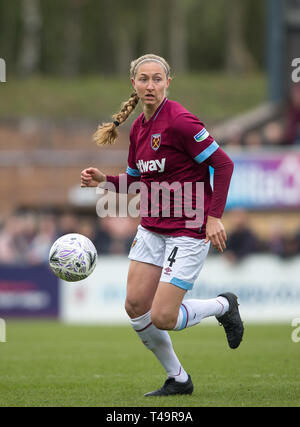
[128,225,210,291]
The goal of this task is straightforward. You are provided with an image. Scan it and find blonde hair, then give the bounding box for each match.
[130,54,171,79]
[93,54,171,146]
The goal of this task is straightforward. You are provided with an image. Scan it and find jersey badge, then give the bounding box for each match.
[194,128,209,142]
[151,133,161,151]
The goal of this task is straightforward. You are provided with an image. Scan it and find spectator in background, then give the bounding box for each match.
[295,228,300,256]
[5,210,299,264]
[225,124,243,149]
[282,233,300,259]
[94,217,113,255]
[262,121,285,146]
[284,83,300,145]
[27,214,57,264]
[243,130,263,150]
[57,212,79,235]
[77,217,112,255]
[77,217,97,242]
[0,215,21,264]
[100,216,139,255]
[267,220,285,257]
[0,213,37,265]
[0,211,140,264]
[225,208,259,263]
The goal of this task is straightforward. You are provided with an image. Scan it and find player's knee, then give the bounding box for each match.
[125,298,136,318]
[151,309,177,330]
[125,297,148,319]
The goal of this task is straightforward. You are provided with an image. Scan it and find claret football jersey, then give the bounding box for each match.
[125,97,220,239]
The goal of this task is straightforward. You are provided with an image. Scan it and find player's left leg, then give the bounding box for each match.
[151,284,243,350]
[152,235,227,329]
[154,235,243,348]
[150,281,229,331]
[150,281,187,330]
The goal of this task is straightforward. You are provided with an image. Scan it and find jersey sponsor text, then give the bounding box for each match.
[136,158,166,173]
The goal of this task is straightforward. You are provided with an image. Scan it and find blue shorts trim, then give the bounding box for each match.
[170,277,194,291]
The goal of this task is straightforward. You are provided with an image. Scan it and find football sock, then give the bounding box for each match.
[174,297,229,331]
[130,310,188,383]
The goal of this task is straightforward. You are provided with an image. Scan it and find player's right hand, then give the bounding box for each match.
[80,167,106,187]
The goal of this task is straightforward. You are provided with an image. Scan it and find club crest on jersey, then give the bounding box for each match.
[151,133,161,151]
[194,128,209,142]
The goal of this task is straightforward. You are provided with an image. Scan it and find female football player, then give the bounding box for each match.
[81,54,244,397]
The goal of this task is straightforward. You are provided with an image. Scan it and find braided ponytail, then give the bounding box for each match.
[93,91,139,146]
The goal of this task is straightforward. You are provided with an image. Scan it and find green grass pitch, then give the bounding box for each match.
[0,320,299,407]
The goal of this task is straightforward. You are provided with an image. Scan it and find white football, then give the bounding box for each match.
[49,233,97,282]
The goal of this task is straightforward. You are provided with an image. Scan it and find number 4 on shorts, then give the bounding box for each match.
[167,246,178,267]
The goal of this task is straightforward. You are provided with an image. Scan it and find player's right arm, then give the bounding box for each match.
[80,166,141,193]
[80,167,106,187]
[81,125,141,192]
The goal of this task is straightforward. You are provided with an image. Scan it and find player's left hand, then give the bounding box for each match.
[205,215,227,253]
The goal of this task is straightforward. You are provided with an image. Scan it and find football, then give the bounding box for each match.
[49,233,97,282]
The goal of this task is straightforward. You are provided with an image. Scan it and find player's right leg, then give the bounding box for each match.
[125,259,160,318]
[126,226,190,393]
[125,260,189,384]
[125,225,165,318]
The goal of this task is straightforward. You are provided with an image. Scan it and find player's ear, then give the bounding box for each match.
[131,78,136,90]
[166,77,171,89]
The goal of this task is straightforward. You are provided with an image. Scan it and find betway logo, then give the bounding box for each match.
[136,158,166,173]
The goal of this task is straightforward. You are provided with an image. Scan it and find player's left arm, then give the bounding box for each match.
[204,148,234,253]
[173,113,233,252]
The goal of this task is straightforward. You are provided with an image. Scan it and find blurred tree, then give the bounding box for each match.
[186,0,226,70]
[0,0,265,76]
[114,25,133,76]
[18,0,42,76]
[39,0,66,74]
[62,0,85,76]
[245,0,265,69]
[106,0,137,75]
[146,0,163,55]
[224,0,257,74]
[0,0,19,73]
[169,0,187,73]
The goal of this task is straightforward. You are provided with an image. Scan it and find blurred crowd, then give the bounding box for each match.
[0,211,139,266]
[224,83,300,149]
[0,209,299,266]
[221,209,300,263]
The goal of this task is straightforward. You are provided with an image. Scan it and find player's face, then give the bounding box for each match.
[132,62,170,110]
